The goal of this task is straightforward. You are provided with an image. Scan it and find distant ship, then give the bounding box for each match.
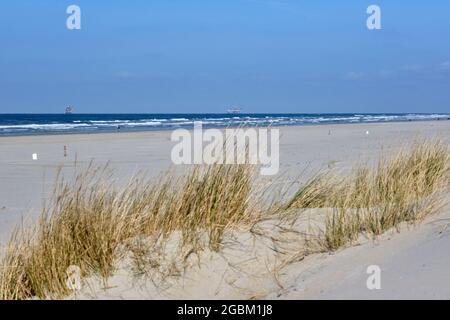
[227,106,242,114]
[65,106,74,114]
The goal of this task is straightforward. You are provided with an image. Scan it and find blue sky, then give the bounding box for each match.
[0,1,449,113]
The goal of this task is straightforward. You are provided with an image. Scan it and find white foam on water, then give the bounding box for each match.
[1,114,449,135]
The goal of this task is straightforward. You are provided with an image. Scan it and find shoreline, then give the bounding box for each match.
[1,118,450,140]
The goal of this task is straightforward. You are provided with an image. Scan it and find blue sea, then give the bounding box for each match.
[0,113,449,136]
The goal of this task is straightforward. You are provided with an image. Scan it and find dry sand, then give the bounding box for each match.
[1,120,450,299]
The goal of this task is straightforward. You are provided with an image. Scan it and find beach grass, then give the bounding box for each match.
[286,139,450,251]
[0,162,258,299]
[1,139,450,299]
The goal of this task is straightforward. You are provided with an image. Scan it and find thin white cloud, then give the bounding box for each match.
[378,70,395,78]
[401,64,423,72]
[344,72,363,80]
[440,61,450,70]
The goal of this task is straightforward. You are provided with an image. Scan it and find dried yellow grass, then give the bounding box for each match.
[287,139,450,251]
[139,164,257,250]
[0,163,258,300]
[1,138,450,299]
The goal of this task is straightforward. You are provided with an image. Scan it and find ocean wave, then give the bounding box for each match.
[90,120,130,124]
[1,113,449,135]
[170,118,188,121]
[0,123,91,130]
[123,121,163,126]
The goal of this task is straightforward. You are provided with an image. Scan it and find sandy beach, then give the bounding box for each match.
[1,120,450,299]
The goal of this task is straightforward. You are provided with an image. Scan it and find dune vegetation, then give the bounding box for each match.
[1,138,450,300]
[286,139,450,250]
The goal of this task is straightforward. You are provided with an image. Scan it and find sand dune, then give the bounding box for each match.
[71,208,450,300]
